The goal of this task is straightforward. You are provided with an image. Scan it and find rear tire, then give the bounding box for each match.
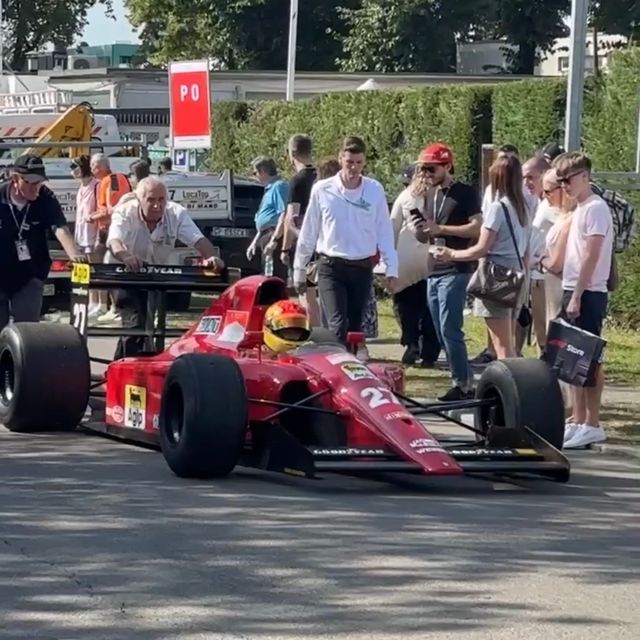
[0,323,90,433]
[475,358,565,450]
[159,353,248,479]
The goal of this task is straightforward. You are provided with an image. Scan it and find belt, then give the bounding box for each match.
[318,254,373,269]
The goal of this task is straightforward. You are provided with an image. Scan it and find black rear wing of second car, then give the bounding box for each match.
[69,262,241,351]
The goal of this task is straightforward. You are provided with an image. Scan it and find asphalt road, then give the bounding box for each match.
[0,336,638,640]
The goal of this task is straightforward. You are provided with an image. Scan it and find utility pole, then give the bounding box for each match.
[564,0,589,151]
[285,0,299,101]
[0,0,4,76]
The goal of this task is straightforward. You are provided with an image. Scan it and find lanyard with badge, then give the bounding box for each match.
[431,186,450,248]
[10,202,31,261]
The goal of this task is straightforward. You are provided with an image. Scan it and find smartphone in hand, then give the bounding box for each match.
[409,208,425,223]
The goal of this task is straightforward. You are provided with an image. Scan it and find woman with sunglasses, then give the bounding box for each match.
[539,168,576,327]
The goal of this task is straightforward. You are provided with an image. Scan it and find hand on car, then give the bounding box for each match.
[202,256,225,270]
[123,255,145,272]
[69,253,90,264]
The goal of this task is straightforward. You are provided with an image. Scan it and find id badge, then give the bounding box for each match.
[15,240,31,261]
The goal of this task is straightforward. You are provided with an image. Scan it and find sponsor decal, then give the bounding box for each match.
[448,448,519,457]
[409,437,444,454]
[327,352,359,365]
[115,265,182,275]
[71,263,90,285]
[310,447,387,457]
[194,315,222,335]
[111,405,124,424]
[548,338,585,357]
[341,362,377,382]
[384,410,413,421]
[124,384,147,430]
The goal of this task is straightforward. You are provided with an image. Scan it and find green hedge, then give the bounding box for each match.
[492,79,567,159]
[209,85,492,197]
[208,60,640,324]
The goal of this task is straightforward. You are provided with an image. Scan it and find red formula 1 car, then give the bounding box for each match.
[0,264,570,483]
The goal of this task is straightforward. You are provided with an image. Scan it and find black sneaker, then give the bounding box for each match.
[401,344,420,366]
[469,349,496,366]
[438,386,474,402]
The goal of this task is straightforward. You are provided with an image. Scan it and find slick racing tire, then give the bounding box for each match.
[475,358,565,450]
[0,322,90,433]
[159,353,248,479]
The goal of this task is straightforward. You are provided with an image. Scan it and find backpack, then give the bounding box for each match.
[591,182,636,253]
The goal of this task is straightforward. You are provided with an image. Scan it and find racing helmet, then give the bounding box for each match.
[263,300,311,353]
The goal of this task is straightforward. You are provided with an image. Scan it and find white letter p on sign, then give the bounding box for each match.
[180,84,200,102]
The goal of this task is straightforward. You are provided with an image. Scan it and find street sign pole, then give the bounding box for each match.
[286,0,299,101]
[564,0,589,151]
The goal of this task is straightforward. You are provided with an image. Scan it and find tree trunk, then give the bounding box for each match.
[512,40,537,74]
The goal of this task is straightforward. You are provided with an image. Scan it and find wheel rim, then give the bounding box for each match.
[478,384,505,438]
[0,349,15,407]
[164,384,184,446]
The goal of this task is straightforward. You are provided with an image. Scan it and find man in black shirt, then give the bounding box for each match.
[0,155,85,330]
[413,143,481,401]
[279,134,320,324]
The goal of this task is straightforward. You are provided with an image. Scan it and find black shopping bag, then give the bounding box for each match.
[544,318,607,387]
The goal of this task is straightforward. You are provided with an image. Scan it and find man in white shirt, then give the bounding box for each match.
[107,176,223,358]
[553,152,613,449]
[293,136,398,343]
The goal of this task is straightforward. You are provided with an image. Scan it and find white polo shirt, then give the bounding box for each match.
[106,198,204,264]
[293,174,398,283]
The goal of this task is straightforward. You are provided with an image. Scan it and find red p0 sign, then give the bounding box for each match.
[168,60,211,150]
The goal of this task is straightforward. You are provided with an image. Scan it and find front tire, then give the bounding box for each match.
[159,354,248,479]
[0,323,90,433]
[476,358,565,450]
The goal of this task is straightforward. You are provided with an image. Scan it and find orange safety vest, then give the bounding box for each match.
[96,173,131,230]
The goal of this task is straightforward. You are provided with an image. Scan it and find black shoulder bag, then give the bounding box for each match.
[466,202,527,310]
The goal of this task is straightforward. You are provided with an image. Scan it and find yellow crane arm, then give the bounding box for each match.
[23,102,94,158]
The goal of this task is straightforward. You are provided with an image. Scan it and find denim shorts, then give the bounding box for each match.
[561,289,608,336]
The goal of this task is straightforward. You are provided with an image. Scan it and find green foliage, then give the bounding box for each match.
[492,79,566,159]
[1,0,113,70]
[209,85,492,196]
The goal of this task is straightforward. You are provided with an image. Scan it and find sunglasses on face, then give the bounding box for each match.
[558,171,584,185]
[543,186,561,196]
[419,165,440,174]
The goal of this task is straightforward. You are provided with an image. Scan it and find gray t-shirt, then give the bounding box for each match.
[483,197,530,270]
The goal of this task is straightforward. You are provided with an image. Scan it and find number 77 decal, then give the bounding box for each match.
[360,387,402,409]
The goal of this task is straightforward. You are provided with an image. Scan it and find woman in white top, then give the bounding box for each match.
[389,166,440,366]
[539,168,576,327]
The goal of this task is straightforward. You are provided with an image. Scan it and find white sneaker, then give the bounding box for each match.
[564,424,606,449]
[97,309,121,323]
[563,422,580,444]
[89,304,107,318]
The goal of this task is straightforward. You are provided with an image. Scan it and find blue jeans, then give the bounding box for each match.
[427,272,472,389]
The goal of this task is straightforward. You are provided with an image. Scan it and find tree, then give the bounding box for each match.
[590,0,640,40]
[336,0,495,73]
[486,0,570,74]
[125,0,355,71]
[1,0,113,71]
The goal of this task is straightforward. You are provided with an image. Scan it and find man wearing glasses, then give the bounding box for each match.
[552,151,613,450]
[412,143,482,401]
[0,155,86,330]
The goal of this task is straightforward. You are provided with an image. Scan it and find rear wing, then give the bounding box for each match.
[70,263,241,352]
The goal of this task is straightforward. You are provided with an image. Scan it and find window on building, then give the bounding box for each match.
[558,56,570,72]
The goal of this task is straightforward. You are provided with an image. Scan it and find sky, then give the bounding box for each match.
[80,0,140,45]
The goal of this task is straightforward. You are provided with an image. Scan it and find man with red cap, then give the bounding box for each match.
[412,143,482,401]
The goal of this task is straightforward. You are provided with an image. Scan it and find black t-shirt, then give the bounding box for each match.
[287,166,317,225]
[423,181,481,275]
[0,182,67,294]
